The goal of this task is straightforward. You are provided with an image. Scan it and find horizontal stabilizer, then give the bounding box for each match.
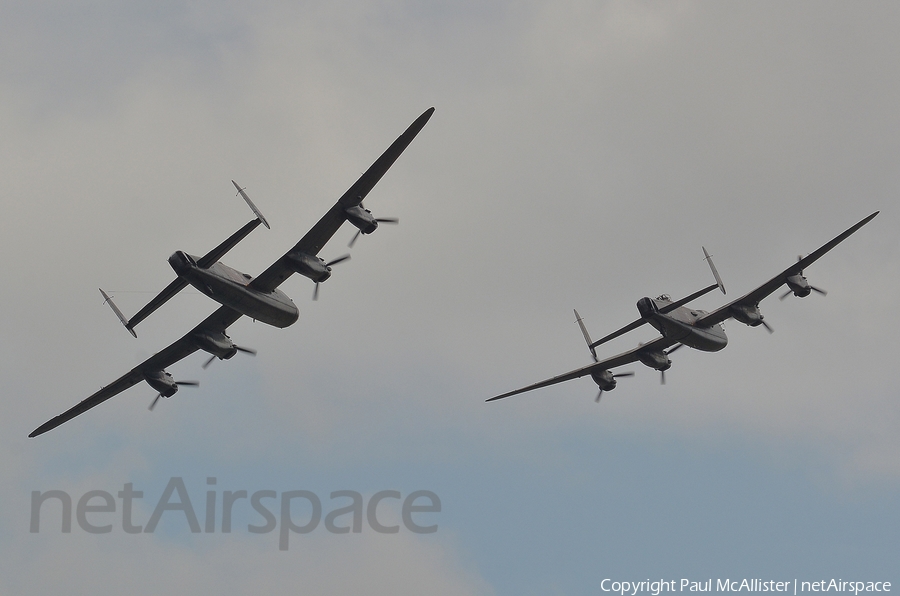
[126,277,189,331]
[126,218,264,331]
[590,281,721,350]
[196,218,263,269]
[658,283,720,314]
[588,317,646,351]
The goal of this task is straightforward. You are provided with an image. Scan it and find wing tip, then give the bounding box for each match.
[856,211,879,227]
[28,422,51,438]
[486,388,523,402]
[417,107,435,125]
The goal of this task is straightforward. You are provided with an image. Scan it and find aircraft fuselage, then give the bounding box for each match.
[169,251,299,328]
[638,296,727,352]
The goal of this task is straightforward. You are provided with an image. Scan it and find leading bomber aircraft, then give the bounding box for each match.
[487,211,878,403]
[30,107,435,437]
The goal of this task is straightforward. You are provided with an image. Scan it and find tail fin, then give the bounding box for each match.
[232,180,270,229]
[702,246,726,295]
[100,288,137,338]
[574,309,598,362]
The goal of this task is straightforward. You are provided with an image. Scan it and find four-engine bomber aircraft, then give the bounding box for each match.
[487,211,878,403]
[30,107,434,437]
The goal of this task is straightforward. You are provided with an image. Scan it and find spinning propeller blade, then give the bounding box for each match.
[595,372,635,403]
[327,254,351,267]
[347,203,399,247]
[203,346,256,369]
[660,345,682,385]
[779,284,827,300]
[781,255,828,300]
[148,381,198,411]
[313,254,351,300]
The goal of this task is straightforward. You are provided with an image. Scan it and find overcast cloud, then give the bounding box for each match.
[2,2,898,594]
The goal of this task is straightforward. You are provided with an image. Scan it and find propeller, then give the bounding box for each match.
[349,219,399,247]
[202,345,257,369]
[348,202,399,248]
[780,256,828,300]
[660,344,683,385]
[760,319,774,333]
[313,254,351,300]
[779,286,827,300]
[596,372,635,402]
[149,381,199,411]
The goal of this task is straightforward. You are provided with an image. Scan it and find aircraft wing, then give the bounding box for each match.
[250,107,435,293]
[486,336,675,402]
[28,369,146,438]
[695,211,879,328]
[29,305,243,438]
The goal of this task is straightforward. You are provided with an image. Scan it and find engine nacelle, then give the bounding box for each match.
[730,303,765,327]
[638,350,671,371]
[590,369,618,392]
[286,252,332,283]
[190,330,238,360]
[344,205,378,235]
[143,370,179,397]
[785,274,812,298]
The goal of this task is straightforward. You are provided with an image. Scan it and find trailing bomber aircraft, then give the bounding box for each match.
[487,211,878,403]
[29,107,434,437]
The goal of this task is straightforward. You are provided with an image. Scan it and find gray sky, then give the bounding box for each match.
[3,2,898,594]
